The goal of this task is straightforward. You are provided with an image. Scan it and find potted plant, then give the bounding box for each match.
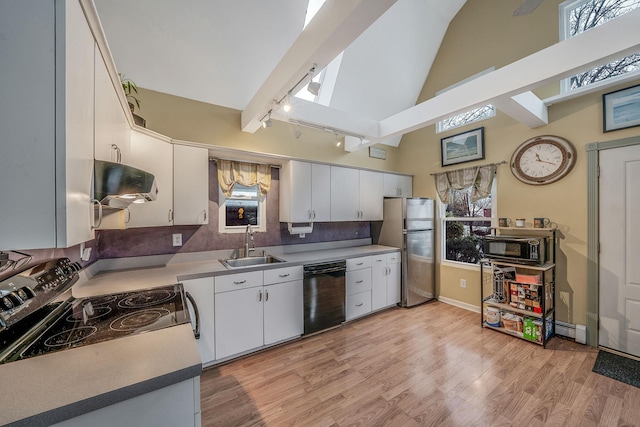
[119,73,146,127]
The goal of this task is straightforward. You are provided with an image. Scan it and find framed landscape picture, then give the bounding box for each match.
[441,127,485,166]
[603,84,640,132]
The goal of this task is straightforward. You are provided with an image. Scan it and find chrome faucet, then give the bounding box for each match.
[244,225,254,257]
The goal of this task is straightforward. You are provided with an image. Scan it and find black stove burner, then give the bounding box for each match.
[110,308,170,332]
[1,284,190,364]
[117,289,176,309]
[44,326,98,348]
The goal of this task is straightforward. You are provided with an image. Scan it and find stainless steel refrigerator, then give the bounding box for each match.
[376,198,434,307]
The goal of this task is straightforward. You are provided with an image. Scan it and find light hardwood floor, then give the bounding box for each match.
[200,301,640,426]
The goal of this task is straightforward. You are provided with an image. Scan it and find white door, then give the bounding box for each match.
[311,163,331,221]
[599,143,640,357]
[330,166,359,221]
[173,145,209,225]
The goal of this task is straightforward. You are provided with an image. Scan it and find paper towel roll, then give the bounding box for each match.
[288,223,313,236]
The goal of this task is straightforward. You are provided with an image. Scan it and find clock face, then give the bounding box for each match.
[510,136,576,185]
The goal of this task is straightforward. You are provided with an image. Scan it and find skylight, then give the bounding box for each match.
[304,0,326,28]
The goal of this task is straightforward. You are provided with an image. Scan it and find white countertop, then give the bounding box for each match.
[0,243,399,426]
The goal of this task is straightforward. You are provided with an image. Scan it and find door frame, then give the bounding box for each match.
[586,135,640,347]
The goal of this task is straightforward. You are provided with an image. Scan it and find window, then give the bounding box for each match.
[219,184,266,233]
[560,0,640,93]
[441,183,495,266]
[437,105,496,133]
[436,68,497,133]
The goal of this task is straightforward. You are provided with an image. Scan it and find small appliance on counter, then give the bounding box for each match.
[373,198,435,307]
[0,258,195,364]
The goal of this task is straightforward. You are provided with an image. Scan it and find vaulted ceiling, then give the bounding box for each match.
[94,0,640,151]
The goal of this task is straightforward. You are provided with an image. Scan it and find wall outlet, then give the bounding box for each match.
[460,279,467,288]
[172,233,183,246]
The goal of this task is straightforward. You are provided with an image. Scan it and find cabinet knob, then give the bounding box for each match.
[356,303,363,307]
[258,290,262,302]
[233,280,247,285]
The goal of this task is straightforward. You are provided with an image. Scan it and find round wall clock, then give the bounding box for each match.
[510,135,576,185]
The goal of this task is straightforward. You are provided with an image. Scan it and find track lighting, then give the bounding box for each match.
[282,93,292,113]
[307,81,321,96]
[262,113,272,128]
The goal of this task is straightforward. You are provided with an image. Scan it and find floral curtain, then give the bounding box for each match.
[434,164,496,204]
[217,160,271,196]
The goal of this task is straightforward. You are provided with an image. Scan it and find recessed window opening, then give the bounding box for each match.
[559,0,640,93]
[436,68,497,133]
[219,184,266,233]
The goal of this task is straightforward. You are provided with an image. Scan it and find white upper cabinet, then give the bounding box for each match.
[173,145,209,225]
[126,130,174,227]
[0,0,95,250]
[383,173,413,198]
[330,166,360,221]
[280,161,330,223]
[94,48,130,164]
[359,170,384,220]
[331,167,383,221]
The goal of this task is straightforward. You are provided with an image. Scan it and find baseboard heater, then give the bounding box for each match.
[555,321,587,344]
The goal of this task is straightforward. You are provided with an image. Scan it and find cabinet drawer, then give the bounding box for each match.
[346,268,371,295]
[386,252,401,264]
[264,266,303,285]
[347,256,371,271]
[346,291,372,320]
[215,271,263,293]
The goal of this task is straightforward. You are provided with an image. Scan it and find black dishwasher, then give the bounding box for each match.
[303,260,346,335]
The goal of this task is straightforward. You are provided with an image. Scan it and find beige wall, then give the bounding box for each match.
[134,0,640,329]
[135,88,403,172]
[399,0,640,327]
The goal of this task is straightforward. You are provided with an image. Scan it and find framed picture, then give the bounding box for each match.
[603,83,640,132]
[441,127,485,166]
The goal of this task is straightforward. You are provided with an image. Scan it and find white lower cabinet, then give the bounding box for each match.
[214,267,303,360]
[52,377,200,427]
[372,252,401,311]
[182,278,215,366]
[345,257,372,321]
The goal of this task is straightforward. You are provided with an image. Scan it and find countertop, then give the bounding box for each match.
[0,243,399,426]
[73,244,400,297]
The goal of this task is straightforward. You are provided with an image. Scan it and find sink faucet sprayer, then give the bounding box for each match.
[244,225,254,257]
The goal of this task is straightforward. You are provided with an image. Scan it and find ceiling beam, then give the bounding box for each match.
[241,0,398,134]
[493,91,548,128]
[379,7,640,139]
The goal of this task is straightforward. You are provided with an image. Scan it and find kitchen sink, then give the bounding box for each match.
[219,255,285,269]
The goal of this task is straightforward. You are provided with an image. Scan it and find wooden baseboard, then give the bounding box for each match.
[437,296,481,313]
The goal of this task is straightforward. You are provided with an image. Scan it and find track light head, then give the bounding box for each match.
[307,81,321,96]
[283,96,292,113]
[262,113,272,128]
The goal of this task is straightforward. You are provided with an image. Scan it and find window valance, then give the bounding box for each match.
[218,160,271,197]
[434,163,497,204]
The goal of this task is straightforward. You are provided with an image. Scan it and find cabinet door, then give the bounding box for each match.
[94,49,130,163]
[386,260,401,306]
[359,170,384,221]
[182,278,215,366]
[280,161,312,222]
[264,280,303,345]
[311,163,331,221]
[57,0,96,248]
[174,145,209,225]
[215,287,264,359]
[127,130,174,227]
[383,173,413,197]
[371,256,388,311]
[330,166,359,221]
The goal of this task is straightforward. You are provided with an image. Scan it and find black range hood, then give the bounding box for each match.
[94,160,158,209]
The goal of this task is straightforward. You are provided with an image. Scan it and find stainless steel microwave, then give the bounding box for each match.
[483,235,550,265]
